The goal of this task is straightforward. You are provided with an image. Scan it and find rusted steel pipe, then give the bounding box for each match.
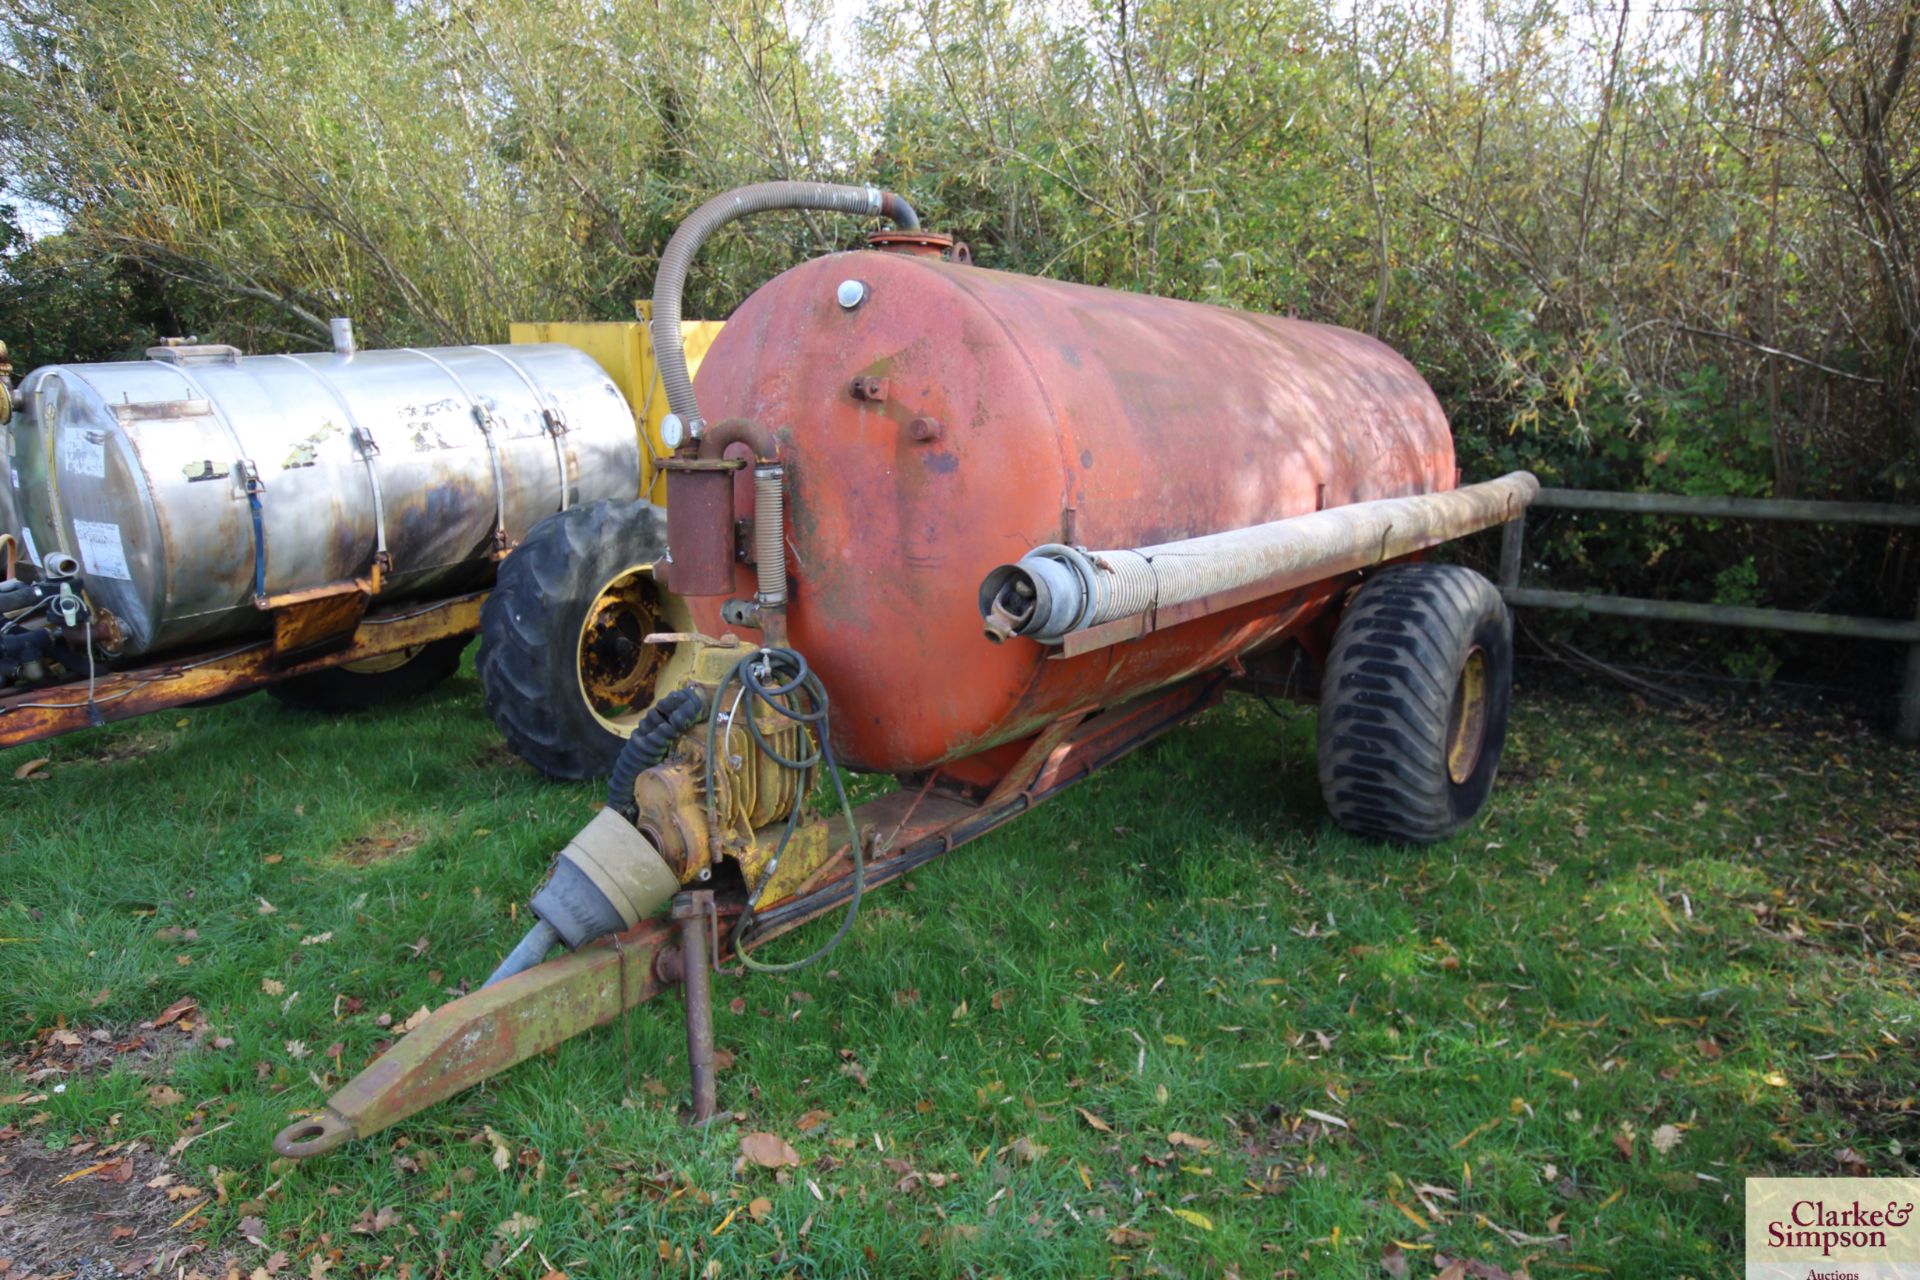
[673,893,718,1123]
[697,418,781,464]
[980,472,1541,644]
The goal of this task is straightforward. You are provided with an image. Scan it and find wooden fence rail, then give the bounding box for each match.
[1495,488,1920,743]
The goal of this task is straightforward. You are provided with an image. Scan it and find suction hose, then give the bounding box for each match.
[484,689,707,988]
[650,182,920,442]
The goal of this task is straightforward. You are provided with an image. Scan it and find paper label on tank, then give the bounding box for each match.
[59,427,108,479]
[72,519,132,581]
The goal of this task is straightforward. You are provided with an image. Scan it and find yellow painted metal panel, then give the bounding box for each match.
[508,306,725,504]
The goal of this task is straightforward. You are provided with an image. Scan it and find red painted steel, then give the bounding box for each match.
[687,250,1455,773]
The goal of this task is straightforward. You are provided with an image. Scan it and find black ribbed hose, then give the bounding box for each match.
[607,688,705,814]
[650,182,920,441]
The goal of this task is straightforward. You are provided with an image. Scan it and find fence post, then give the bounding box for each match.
[1900,584,1920,744]
[1498,513,1526,590]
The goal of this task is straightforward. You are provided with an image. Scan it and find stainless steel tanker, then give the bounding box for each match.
[6,338,638,657]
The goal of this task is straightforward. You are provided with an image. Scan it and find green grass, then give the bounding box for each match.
[2,660,1917,1278]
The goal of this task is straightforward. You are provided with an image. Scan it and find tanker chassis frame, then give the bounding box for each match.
[275,665,1237,1155]
[0,589,483,751]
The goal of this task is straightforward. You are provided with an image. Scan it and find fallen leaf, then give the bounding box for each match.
[238,1215,267,1245]
[1076,1107,1112,1133]
[482,1126,512,1173]
[400,1007,431,1034]
[1651,1124,1683,1155]
[145,1085,186,1106]
[1010,1135,1048,1164]
[1167,1131,1214,1153]
[351,1205,401,1234]
[152,997,196,1028]
[13,757,49,780]
[739,1132,801,1169]
[256,897,277,916]
[795,1109,831,1134]
[747,1196,773,1222]
[1106,1225,1153,1246]
[285,1040,309,1060]
[300,933,333,947]
[1167,1207,1213,1231]
[494,1212,540,1238]
[1381,1242,1411,1279]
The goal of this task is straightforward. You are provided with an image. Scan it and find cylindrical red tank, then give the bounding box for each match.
[689,249,1454,774]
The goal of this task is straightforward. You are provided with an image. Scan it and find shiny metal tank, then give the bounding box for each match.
[688,249,1456,774]
[6,343,639,655]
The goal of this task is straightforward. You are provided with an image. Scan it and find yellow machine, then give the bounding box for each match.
[511,306,726,506]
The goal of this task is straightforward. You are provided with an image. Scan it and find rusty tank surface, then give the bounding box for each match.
[279,182,1539,1158]
[682,249,1457,774]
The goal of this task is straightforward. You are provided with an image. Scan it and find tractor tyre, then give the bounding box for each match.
[267,635,471,714]
[477,499,674,780]
[1317,562,1513,843]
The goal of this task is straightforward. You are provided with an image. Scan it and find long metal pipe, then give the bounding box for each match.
[980,472,1540,644]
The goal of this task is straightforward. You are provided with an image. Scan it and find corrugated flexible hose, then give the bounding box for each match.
[650,182,920,441]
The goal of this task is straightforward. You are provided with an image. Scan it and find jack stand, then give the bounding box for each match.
[670,891,719,1123]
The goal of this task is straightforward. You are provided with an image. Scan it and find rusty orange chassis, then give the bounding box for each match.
[0,593,485,750]
[271,673,1227,1158]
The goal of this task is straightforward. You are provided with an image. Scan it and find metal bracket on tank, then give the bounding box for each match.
[468,345,576,515]
[237,458,268,605]
[541,408,572,512]
[350,427,392,585]
[471,405,510,553]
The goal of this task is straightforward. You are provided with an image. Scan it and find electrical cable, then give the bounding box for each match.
[707,647,864,972]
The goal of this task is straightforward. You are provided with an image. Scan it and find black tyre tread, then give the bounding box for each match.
[1317,563,1511,844]
[267,635,471,714]
[476,499,668,781]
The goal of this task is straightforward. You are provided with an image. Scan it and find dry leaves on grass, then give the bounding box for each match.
[481,1126,513,1173]
[495,1212,540,1238]
[1076,1107,1113,1133]
[739,1132,801,1169]
[351,1205,402,1234]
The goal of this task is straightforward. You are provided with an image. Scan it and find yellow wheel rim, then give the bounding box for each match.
[1445,646,1489,785]
[576,564,669,736]
[342,646,421,675]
